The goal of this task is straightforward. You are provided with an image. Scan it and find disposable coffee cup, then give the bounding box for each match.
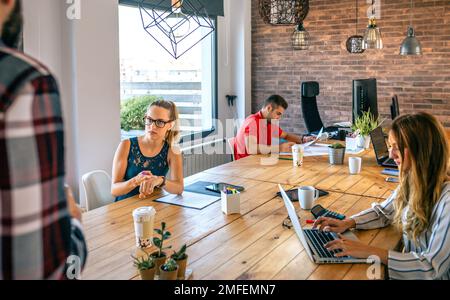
[292,145,304,167]
[348,157,362,175]
[298,186,319,210]
[132,206,156,248]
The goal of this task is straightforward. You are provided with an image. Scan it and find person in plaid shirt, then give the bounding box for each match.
[0,0,87,279]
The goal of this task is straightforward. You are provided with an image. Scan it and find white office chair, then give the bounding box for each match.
[227,137,236,161]
[82,170,115,211]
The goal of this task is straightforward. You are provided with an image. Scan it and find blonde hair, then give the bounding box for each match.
[148,100,180,146]
[391,112,450,243]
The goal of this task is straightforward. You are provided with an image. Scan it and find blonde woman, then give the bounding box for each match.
[314,112,450,279]
[112,100,184,201]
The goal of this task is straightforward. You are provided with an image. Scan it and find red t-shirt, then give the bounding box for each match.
[234,111,284,160]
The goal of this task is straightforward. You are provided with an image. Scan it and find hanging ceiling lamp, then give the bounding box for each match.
[139,0,215,59]
[292,22,310,50]
[259,0,309,26]
[400,0,422,55]
[363,0,383,50]
[346,0,365,53]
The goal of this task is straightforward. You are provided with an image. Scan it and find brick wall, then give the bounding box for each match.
[251,0,450,135]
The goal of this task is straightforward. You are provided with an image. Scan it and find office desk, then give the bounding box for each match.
[82,154,401,280]
[204,150,397,199]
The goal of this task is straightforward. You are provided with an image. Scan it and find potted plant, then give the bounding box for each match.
[151,222,172,276]
[159,258,179,280]
[171,244,188,280]
[132,251,155,280]
[328,143,346,165]
[351,110,382,149]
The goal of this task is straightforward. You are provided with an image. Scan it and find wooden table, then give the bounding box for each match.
[204,150,397,199]
[82,151,401,280]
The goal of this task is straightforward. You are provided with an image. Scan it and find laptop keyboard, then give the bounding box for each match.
[304,229,347,259]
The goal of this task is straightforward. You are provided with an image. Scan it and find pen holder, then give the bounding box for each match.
[221,191,241,215]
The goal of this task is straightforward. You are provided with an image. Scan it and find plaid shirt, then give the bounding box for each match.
[0,40,87,279]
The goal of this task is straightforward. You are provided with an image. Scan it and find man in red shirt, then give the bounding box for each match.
[234,95,315,160]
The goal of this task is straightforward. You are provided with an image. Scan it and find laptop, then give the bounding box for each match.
[278,184,370,264]
[369,127,398,168]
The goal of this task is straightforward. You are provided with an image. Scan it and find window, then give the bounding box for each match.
[118,4,217,141]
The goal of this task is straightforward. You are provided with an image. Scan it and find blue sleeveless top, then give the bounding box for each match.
[116,137,170,201]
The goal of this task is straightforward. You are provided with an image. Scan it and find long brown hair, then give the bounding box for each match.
[391,112,450,243]
[148,100,180,146]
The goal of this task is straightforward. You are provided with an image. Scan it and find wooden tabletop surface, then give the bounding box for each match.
[81,150,401,280]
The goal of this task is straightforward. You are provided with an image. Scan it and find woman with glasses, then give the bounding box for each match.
[314,112,450,279]
[111,100,184,201]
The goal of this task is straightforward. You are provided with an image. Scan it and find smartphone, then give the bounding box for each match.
[311,204,345,220]
[385,177,399,183]
[205,183,245,194]
[276,188,329,201]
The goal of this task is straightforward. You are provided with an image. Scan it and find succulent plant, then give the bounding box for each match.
[171,244,188,261]
[152,222,172,258]
[329,143,345,149]
[132,251,155,271]
[161,258,178,272]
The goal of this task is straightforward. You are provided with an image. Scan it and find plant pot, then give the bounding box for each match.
[151,252,166,276]
[174,255,188,279]
[357,135,371,149]
[159,265,178,280]
[328,147,345,165]
[139,267,156,280]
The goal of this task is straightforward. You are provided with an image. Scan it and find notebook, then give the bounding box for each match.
[154,191,220,210]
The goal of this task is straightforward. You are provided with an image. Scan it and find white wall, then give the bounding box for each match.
[22,0,250,207]
[217,0,252,131]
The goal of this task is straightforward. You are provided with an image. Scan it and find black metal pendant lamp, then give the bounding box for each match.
[346,0,365,54]
[400,0,422,55]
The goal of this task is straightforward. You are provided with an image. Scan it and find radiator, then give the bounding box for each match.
[181,139,232,177]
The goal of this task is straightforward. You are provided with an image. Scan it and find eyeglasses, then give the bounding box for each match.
[143,117,172,128]
[282,213,301,230]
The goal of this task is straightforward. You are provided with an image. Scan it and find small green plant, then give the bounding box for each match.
[132,251,155,271]
[152,222,172,258]
[351,109,383,137]
[171,244,187,261]
[120,95,161,131]
[161,258,178,272]
[329,143,345,149]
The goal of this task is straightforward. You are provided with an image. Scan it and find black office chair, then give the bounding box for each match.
[390,95,400,120]
[301,81,338,135]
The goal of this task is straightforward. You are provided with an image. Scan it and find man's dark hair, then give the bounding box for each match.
[1,0,23,49]
[264,95,288,110]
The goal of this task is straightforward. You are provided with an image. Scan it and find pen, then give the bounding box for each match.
[306,220,316,224]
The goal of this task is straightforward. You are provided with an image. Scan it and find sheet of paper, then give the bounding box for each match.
[333,121,352,128]
[154,191,220,210]
[345,148,365,155]
[304,127,324,148]
[303,143,330,156]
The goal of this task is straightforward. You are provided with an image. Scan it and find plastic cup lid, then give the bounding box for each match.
[133,206,156,218]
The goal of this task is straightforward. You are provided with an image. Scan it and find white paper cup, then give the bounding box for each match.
[292,145,304,167]
[132,207,156,248]
[297,186,319,210]
[348,157,362,175]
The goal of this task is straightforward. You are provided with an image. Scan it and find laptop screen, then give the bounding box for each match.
[278,185,315,262]
[370,127,389,160]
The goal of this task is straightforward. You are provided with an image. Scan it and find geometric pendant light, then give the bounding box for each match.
[259,0,309,26]
[400,0,422,55]
[139,0,216,59]
[363,0,383,50]
[346,0,365,53]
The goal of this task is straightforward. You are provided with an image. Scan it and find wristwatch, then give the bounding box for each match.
[157,176,166,188]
